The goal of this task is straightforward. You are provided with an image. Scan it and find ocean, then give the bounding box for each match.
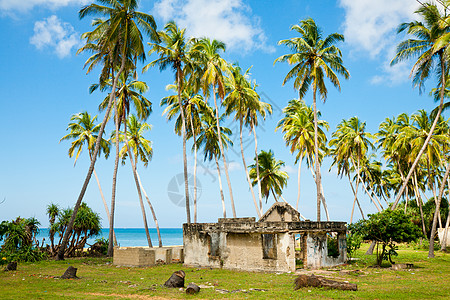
[36,228,183,247]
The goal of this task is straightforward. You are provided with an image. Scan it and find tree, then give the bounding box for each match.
[58,0,158,259]
[60,112,117,246]
[196,106,233,218]
[350,209,422,266]
[161,84,205,222]
[329,117,377,223]
[145,21,192,223]
[223,64,262,218]
[390,2,450,210]
[105,73,153,248]
[275,18,349,221]
[248,150,289,203]
[117,114,163,247]
[50,202,102,257]
[276,99,328,212]
[191,38,237,218]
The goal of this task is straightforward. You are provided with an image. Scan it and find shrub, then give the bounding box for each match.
[351,209,422,266]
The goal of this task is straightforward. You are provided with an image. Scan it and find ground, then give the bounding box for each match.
[0,243,449,299]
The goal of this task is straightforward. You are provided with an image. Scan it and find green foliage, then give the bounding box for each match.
[351,209,422,266]
[346,232,362,258]
[48,202,101,257]
[326,235,339,258]
[0,217,46,263]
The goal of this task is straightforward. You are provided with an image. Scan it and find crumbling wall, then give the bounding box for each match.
[305,232,347,269]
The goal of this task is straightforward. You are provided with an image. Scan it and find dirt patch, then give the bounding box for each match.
[84,293,172,299]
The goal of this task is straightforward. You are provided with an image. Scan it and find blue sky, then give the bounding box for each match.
[0,0,440,229]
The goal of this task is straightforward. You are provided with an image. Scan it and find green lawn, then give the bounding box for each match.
[0,244,449,299]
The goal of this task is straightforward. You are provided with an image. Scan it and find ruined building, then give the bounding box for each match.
[183,202,347,272]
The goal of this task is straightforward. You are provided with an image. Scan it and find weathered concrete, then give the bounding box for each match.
[183,203,347,272]
[113,246,183,267]
[438,228,450,247]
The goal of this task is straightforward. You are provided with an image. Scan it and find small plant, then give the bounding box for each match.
[346,231,362,258]
[327,235,340,258]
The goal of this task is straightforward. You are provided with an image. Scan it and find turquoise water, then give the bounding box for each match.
[36,228,183,247]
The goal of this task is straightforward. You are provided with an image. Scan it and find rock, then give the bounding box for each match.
[186,283,200,294]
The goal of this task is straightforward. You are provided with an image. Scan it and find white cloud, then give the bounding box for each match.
[281,165,296,174]
[339,0,420,85]
[0,0,89,13]
[153,0,274,53]
[30,15,80,58]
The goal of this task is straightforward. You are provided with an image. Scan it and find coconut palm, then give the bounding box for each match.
[144,21,193,223]
[60,111,117,246]
[190,38,237,218]
[161,84,205,222]
[391,2,450,212]
[117,114,162,247]
[330,117,377,223]
[276,99,328,212]
[223,64,262,218]
[196,106,233,218]
[248,150,289,203]
[58,0,158,259]
[275,17,349,221]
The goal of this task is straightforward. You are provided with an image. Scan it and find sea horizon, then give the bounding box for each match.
[36,227,183,248]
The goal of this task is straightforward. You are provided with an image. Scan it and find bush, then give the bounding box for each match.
[0,217,46,263]
[351,209,422,266]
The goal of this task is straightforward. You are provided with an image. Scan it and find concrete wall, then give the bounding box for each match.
[305,232,347,269]
[438,228,450,247]
[113,246,184,267]
[183,229,296,272]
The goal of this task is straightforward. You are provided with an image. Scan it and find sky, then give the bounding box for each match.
[0,0,442,230]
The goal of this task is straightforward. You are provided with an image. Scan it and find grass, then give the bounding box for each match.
[0,243,449,299]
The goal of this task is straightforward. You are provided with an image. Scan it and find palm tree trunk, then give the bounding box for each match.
[92,167,117,246]
[57,58,124,261]
[240,118,261,218]
[109,88,121,256]
[352,157,381,212]
[188,112,198,223]
[349,169,360,224]
[431,182,443,228]
[124,120,152,248]
[214,155,226,218]
[252,122,263,215]
[135,164,162,247]
[441,207,450,251]
[393,52,446,210]
[296,157,302,211]
[176,66,191,224]
[308,166,329,221]
[347,173,365,221]
[429,159,450,258]
[413,170,427,236]
[213,87,236,218]
[312,88,322,222]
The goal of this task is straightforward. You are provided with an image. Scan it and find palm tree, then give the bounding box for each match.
[390,2,450,211]
[275,18,349,221]
[276,99,328,212]
[223,64,262,218]
[248,150,289,203]
[117,114,162,247]
[329,117,377,222]
[46,204,59,255]
[144,21,193,223]
[60,111,117,246]
[190,38,237,218]
[161,84,205,222]
[58,0,158,259]
[196,106,233,218]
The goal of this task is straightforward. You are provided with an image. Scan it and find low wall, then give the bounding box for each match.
[113,246,184,267]
[438,228,450,247]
